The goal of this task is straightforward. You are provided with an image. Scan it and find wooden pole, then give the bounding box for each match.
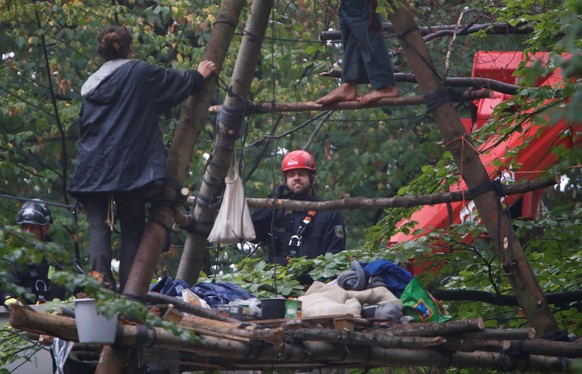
[318,72,522,95]
[185,175,557,211]
[208,90,492,113]
[122,0,245,300]
[387,3,559,336]
[387,318,484,336]
[97,2,246,373]
[290,328,445,348]
[176,0,274,284]
[319,22,534,41]
[146,291,238,323]
[9,305,578,371]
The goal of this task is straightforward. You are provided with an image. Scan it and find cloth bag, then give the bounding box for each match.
[207,155,256,243]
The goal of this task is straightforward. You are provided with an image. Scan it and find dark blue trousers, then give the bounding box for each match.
[81,191,146,292]
[340,0,396,88]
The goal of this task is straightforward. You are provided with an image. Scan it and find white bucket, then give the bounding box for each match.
[74,298,117,344]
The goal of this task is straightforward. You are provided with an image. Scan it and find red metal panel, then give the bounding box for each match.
[390,52,579,275]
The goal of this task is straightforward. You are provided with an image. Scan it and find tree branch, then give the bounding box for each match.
[209,90,492,114]
[228,175,557,211]
[317,72,522,95]
[430,289,582,307]
[319,22,535,41]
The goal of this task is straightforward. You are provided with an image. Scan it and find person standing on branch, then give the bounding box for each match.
[251,150,346,267]
[1,199,67,307]
[316,0,399,105]
[69,26,216,292]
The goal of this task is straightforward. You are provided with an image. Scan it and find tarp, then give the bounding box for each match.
[150,276,256,307]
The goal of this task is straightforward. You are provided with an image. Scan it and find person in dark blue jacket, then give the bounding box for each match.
[316,0,399,105]
[1,199,67,307]
[251,150,346,267]
[68,26,216,293]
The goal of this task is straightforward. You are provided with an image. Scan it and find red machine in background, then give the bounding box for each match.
[389,51,579,275]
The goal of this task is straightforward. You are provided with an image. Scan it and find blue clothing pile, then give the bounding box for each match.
[336,259,412,298]
[149,276,256,307]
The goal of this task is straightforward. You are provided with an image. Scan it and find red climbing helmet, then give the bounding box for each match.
[281,150,317,175]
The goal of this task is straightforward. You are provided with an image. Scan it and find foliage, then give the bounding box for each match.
[0,325,50,373]
[0,226,75,300]
[424,203,579,329]
[1,0,581,370]
[368,0,582,337]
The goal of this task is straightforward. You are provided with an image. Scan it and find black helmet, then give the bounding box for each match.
[17,199,53,225]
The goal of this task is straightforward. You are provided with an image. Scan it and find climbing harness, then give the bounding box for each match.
[26,263,48,304]
[288,210,317,257]
[35,279,47,304]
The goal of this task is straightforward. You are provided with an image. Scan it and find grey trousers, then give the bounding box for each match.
[81,191,146,292]
[339,0,396,88]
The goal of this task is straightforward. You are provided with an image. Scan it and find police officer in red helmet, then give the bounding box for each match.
[251,150,346,272]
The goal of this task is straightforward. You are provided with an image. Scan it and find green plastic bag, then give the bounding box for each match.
[401,277,452,322]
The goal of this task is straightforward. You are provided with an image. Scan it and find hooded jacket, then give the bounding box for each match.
[69,59,204,193]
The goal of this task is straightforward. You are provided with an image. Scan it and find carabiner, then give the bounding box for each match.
[289,235,302,247]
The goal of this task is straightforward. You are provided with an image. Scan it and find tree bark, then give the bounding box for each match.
[207,90,492,113]
[387,4,558,336]
[176,0,274,284]
[121,0,245,300]
[459,328,536,340]
[146,291,239,322]
[431,288,582,306]
[317,72,522,95]
[319,22,535,41]
[9,304,577,371]
[186,175,556,211]
[518,338,582,358]
[290,328,445,349]
[96,2,246,373]
[179,314,285,346]
[387,318,484,337]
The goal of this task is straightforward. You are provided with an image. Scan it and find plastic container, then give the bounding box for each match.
[260,298,286,319]
[216,305,244,320]
[284,299,302,318]
[74,298,117,344]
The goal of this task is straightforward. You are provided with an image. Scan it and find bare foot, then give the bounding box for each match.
[358,85,400,105]
[316,82,358,105]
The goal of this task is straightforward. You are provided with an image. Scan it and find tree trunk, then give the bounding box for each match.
[176,0,274,284]
[97,2,246,373]
[122,0,245,300]
[387,4,558,336]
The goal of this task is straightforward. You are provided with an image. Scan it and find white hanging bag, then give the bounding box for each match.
[207,154,256,243]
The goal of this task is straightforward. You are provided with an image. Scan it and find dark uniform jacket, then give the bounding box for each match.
[1,261,67,305]
[69,59,204,194]
[251,186,346,265]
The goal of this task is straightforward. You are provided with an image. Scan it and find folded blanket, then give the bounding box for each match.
[299,281,402,318]
[336,260,368,290]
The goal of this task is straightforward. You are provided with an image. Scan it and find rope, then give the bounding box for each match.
[105,194,115,231]
[395,24,419,40]
[213,19,237,28]
[468,179,506,200]
[424,88,450,112]
[217,104,246,125]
